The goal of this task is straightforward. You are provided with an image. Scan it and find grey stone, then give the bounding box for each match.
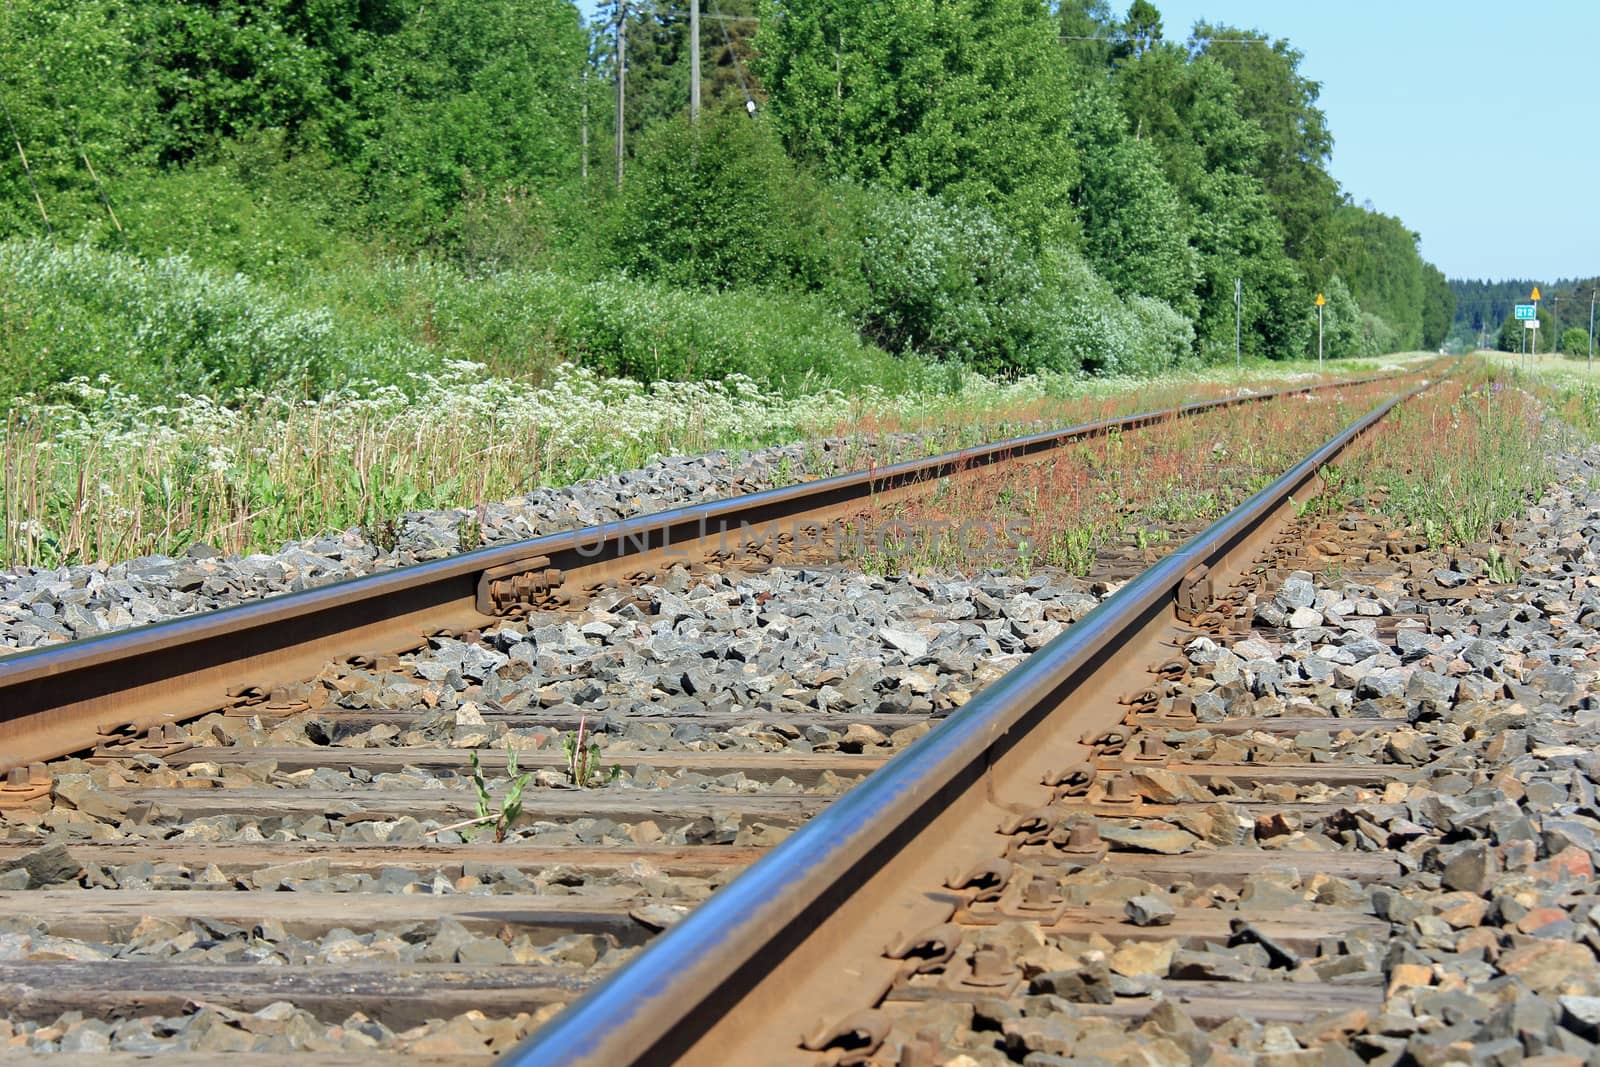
[1560,996,1600,1040]
[0,842,83,887]
[1124,894,1176,927]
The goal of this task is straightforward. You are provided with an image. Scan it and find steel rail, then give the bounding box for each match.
[503,377,1437,1067]
[0,370,1404,774]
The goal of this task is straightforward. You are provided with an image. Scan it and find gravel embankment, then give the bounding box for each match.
[883,443,1600,1065]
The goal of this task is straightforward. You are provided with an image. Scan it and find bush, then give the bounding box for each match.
[1316,275,1362,359]
[318,261,916,395]
[1035,248,1194,376]
[846,189,1062,375]
[0,240,423,403]
[103,133,369,282]
[1357,311,1400,359]
[1562,327,1591,356]
[606,112,852,293]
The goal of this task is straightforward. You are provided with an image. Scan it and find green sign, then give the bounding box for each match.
[1515,304,1537,320]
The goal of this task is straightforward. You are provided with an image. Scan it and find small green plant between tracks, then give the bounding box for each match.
[563,715,620,789]
[423,746,532,843]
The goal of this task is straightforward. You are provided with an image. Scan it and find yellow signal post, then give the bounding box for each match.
[1532,287,1542,358]
[1315,293,1325,370]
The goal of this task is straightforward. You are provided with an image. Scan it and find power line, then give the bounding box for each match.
[0,93,49,236]
[1058,35,1274,45]
[707,0,756,115]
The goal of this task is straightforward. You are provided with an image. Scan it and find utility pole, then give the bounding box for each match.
[690,0,702,124]
[581,68,589,182]
[615,1,627,188]
[1589,287,1596,376]
[1234,277,1242,371]
[1553,294,1561,353]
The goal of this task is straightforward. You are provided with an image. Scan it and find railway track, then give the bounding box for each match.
[509,368,1600,1066]
[0,367,1490,1061]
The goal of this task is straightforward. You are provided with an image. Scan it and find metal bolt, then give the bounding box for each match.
[1062,820,1104,851]
[1020,875,1058,908]
[964,944,1017,987]
[1103,774,1138,804]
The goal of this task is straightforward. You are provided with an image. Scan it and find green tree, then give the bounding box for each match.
[1562,327,1590,356]
[756,0,1080,244]
[354,0,587,241]
[1067,83,1198,315]
[0,0,154,237]
[1420,264,1454,350]
[1111,44,1303,360]
[1057,0,1115,73]
[1118,0,1163,60]
[1326,204,1427,350]
[1319,275,1361,359]
[1497,307,1552,352]
[591,0,762,152]
[1190,23,1337,271]
[606,109,845,291]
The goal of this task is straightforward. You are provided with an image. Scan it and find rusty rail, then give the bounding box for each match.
[502,378,1436,1066]
[0,370,1413,775]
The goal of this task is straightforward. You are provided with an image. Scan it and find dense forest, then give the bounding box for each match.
[0,0,1454,400]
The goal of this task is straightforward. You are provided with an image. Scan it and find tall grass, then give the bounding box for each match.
[1340,366,1548,548]
[1,361,1401,569]
[0,240,925,408]
[0,240,423,401]
[1369,379,1542,547]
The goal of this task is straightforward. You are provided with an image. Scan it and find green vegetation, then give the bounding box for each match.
[0,0,1448,412]
[562,717,619,789]
[470,748,533,843]
[0,355,1429,568]
[1336,366,1548,550]
[0,1,1466,568]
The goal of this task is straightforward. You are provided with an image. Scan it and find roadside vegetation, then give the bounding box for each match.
[1305,363,1551,555]
[0,1,1450,403]
[0,1,1459,566]
[0,355,1428,568]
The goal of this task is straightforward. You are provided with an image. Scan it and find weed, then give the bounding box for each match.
[365,515,401,554]
[1049,526,1099,575]
[471,747,532,842]
[1016,538,1035,579]
[562,715,620,789]
[1486,546,1519,585]
[457,503,487,552]
[425,745,532,843]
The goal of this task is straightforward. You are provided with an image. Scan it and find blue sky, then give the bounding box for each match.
[582,1,1599,282]
[1154,1,1598,282]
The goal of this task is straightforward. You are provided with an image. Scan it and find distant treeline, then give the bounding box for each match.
[1450,277,1599,353]
[0,0,1451,399]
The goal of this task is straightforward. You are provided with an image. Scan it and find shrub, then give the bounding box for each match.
[1561,327,1590,357]
[846,188,1063,375]
[317,261,915,395]
[606,112,852,293]
[1357,311,1400,359]
[0,239,423,402]
[1035,248,1194,376]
